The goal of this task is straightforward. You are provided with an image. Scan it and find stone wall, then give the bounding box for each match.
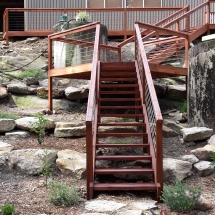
[189,40,215,131]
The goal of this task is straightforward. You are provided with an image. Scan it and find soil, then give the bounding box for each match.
[0,36,215,215]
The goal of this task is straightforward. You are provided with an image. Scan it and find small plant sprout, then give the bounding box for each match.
[1,204,15,215]
[30,112,51,144]
[75,11,91,22]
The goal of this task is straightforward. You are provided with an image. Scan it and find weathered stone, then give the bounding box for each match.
[163,158,192,183]
[208,134,215,145]
[0,119,16,133]
[0,86,8,99]
[0,141,14,152]
[0,152,7,166]
[116,210,143,215]
[181,127,213,142]
[196,195,213,211]
[162,125,179,137]
[175,112,187,123]
[181,154,199,164]
[193,161,214,177]
[163,119,185,133]
[8,149,57,175]
[167,85,186,100]
[5,131,30,138]
[65,85,89,100]
[7,82,37,95]
[25,37,39,44]
[15,117,55,131]
[191,145,215,160]
[85,200,126,212]
[128,200,157,210]
[81,213,108,215]
[98,125,137,133]
[37,87,64,99]
[24,77,39,86]
[56,150,86,179]
[57,79,71,86]
[154,81,166,98]
[54,122,86,137]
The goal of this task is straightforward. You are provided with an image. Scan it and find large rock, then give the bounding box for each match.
[167,85,186,100]
[191,145,215,160]
[163,158,192,183]
[163,119,185,133]
[162,125,179,137]
[196,195,213,211]
[208,134,215,145]
[54,122,86,137]
[0,141,14,152]
[128,200,157,210]
[7,82,37,95]
[5,130,30,138]
[181,154,199,164]
[0,86,8,99]
[24,77,39,86]
[0,119,16,133]
[56,149,86,179]
[15,117,55,131]
[37,87,64,99]
[8,149,57,175]
[181,127,213,142]
[65,85,89,100]
[85,200,126,212]
[193,161,214,177]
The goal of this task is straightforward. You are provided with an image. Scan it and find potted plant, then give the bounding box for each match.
[75,11,91,22]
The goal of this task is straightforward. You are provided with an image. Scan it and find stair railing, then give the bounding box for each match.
[134,22,163,196]
[86,23,101,200]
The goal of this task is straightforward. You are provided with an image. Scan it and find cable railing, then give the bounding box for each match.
[134,22,163,194]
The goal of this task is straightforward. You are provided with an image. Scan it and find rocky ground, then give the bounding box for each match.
[0,35,215,215]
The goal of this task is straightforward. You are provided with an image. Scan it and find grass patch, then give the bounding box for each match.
[0,111,20,120]
[18,69,44,79]
[177,100,187,113]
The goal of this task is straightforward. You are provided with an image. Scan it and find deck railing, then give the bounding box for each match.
[3,7,183,44]
[134,22,163,195]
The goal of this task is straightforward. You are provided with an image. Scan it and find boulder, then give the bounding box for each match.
[25,37,39,44]
[116,210,143,215]
[163,119,185,133]
[5,130,30,138]
[167,85,186,100]
[65,85,89,100]
[56,149,86,179]
[181,127,213,142]
[15,117,55,131]
[54,122,86,137]
[196,195,213,211]
[163,158,192,183]
[181,154,199,164]
[0,119,16,133]
[37,87,64,99]
[162,125,179,137]
[128,200,158,210]
[191,145,215,160]
[0,141,14,152]
[7,82,37,95]
[8,149,57,175]
[0,86,8,99]
[193,161,214,177]
[208,134,215,145]
[0,152,8,166]
[24,77,39,86]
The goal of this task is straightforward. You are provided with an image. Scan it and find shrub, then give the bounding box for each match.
[177,100,187,113]
[0,204,15,215]
[19,69,43,79]
[0,111,19,120]
[48,181,82,206]
[75,11,91,22]
[29,112,50,144]
[161,179,201,212]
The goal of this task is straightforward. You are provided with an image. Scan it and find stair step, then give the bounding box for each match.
[99,98,141,101]
[100,78,137,82]
[98,114,144,117]
[99,106,142,109]
[95,168,154,174]
[100,72,136,76]
[93,182,157,190]
[97,122,145,126]
[100,91,139,95]
[95,155,152,160]
[96,143,149,148]
[97,133,147,137]
[100,84,139,88]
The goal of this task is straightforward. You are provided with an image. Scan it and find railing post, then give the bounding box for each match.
[48,37,53,111]
[185,5,190,32]
[118,47,122,62]
[86,121,93,200]
[207,1,210,34]
[156,119,163,200]
[5,9,9,45]
[124,8,127,40]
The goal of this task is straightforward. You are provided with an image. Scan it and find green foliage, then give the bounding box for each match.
[48,181,82,206]
[0,111,19,120]
[0,204,15,215]
[75,11,91,21]
[161,179,201,212]
[19,69,43,79]
[177,100,187,113]
[30,112,50,144]
[40,150,55,186]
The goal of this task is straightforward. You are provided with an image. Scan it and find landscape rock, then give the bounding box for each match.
[128,200,157,210]
[0,119,16,133]
[65,85,89,100]
[7,82,37,95]
[208,134,215,145]
[116,210,142,215]
[163,119,185,133]
[175,112,187,123]
[191,144,215,160]
[181,127,213,142]
[154,82,167,98]
[5,130,30,138]
[162,125,179,137]
[24,77,39,86]
[193,161,214,177]
[0,86,8,99]
[85,200,126,212]
[0,141,14,152]
[81,213,108,215]
[163,158,192,183]
[37,87,64,99]
[196,195,213,211]
[167,84,186,100]
[181,154,199,164]
[54,122,86,137]
[15,117,55,131]
[8,149,57,175]
[0,152,8,166]
[56,149,86,179]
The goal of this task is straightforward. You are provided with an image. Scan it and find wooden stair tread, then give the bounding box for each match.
[95,168,154,174]
[100,91,139,95]
[93,182,157,190]
[98,114,144,117]
[99,98,141,101]
[96,143,149,148]
[97,133,147,137]
[99,106,142,109]
[97,122,145,126]
[100,78,137,81]
[95,155,152,160]
[100,84,139,88]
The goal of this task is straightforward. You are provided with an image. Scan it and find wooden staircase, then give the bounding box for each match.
[88,61,160,198]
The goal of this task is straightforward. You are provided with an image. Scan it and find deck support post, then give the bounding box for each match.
[48,36,53,111]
